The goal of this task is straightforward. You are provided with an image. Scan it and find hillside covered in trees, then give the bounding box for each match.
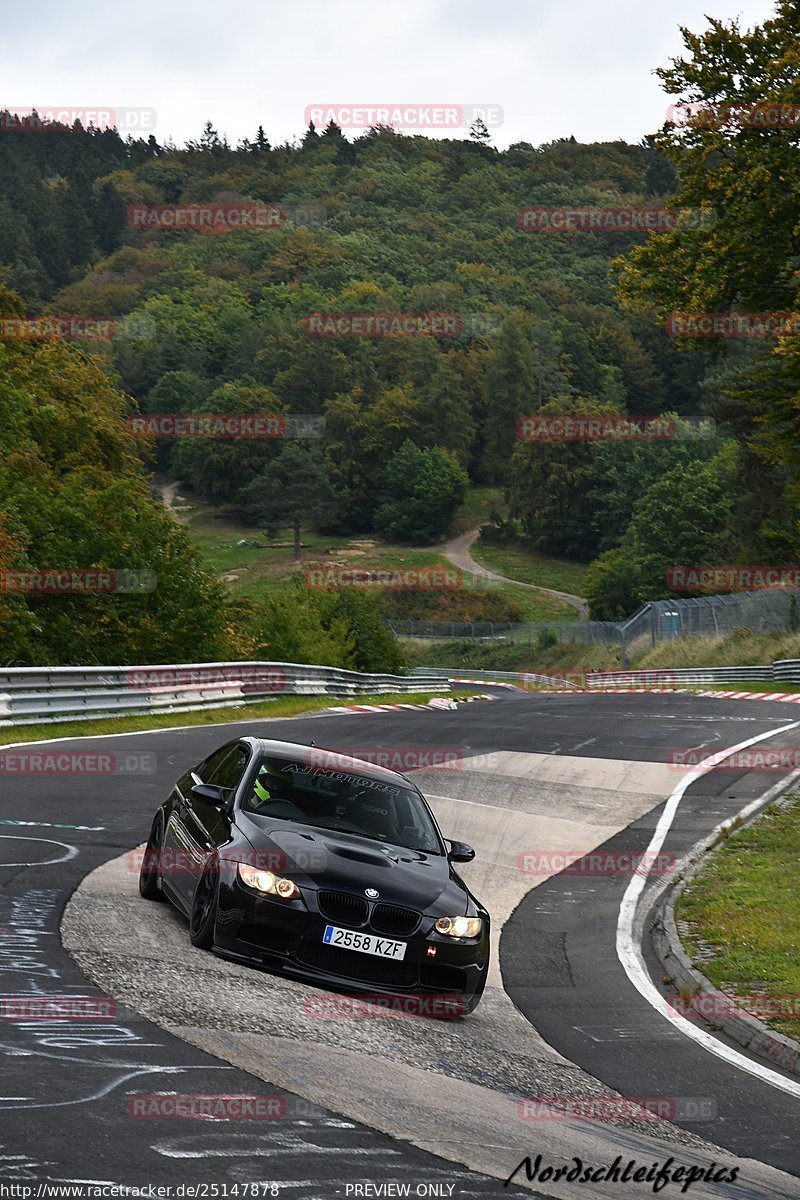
[1,3,799,664]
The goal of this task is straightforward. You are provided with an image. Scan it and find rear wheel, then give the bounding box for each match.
[189,862,219,949]
[138,817,165,901]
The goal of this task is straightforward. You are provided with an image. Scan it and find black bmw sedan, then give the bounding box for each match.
[138,736,490,1014]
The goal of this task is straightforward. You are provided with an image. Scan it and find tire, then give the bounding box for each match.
[189,862,219,949]
[138,817,165,901]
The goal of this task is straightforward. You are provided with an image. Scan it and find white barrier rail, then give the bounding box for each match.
[3,657,797,728]
[411,663,797,688]
[0,662,451,727]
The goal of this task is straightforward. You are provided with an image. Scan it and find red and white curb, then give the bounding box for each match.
[326,698,459,715]
[539,687,800,703]
[326,695,496,715]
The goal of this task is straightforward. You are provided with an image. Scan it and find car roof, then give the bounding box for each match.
[240,737,413,787]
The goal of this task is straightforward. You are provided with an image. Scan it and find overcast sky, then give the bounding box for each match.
[1,0,776,150]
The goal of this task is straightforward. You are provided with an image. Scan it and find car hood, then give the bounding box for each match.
[234,813,467,912]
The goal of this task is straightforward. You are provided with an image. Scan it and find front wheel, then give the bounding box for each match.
[189,862,219,949]
[138,817,165,901]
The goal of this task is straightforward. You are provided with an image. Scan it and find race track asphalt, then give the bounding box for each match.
[3,691,800,1197]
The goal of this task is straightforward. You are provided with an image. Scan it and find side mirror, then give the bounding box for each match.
[191,783,226,806]
[447,840,475,863]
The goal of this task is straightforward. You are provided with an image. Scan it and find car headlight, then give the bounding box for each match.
[238,863,301,900]
[434,916,483,938]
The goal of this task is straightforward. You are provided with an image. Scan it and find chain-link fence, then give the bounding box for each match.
[388,589,800,666]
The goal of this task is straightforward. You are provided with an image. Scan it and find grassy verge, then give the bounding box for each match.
[471,539,587,596]
[683,680,800,694]
[185,502,456,596]
[447,487,505,536]
[406,627,800,680]
[0,692,452,747]
[676,794,800,1042]
[476,585,578,623]
[638,630,800,670]
[403,638,625,674]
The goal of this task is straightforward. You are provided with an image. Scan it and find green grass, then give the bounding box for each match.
[683,679,800,694]
[185,498,456,596]
[174,488,577,622]
[471,540,587,596]
[676,795,800,1042]
[0,692,451,747]
[406,627,800,679]
[446,487,505,536]
[403,637,625,674]
[639,630,800,670]
[499,589,578,622]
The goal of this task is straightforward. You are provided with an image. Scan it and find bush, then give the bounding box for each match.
[248,580,404,673]
[375,442,468,543]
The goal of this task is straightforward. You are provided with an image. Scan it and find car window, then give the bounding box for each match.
[242,756,443,854]
[198,742,237,783]
[206,746,249,792]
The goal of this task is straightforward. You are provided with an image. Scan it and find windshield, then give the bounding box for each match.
[241,756,443,854]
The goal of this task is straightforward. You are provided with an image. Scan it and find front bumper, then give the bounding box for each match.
[213,875,489,1005]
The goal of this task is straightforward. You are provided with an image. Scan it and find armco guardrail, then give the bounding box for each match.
[412,662,800,688]
[410,667,581,688]
[0,662,451,727]
[5,657,799,728]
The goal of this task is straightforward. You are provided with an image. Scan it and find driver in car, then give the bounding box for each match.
[251,763,293,808]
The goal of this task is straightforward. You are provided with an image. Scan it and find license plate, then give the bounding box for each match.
[322,925,407,960]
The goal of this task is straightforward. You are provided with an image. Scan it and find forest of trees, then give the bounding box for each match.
[1,0,799,662]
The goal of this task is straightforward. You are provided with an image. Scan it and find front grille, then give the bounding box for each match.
[317,890,368,927]
[296,939,417,987]
[371,902,421,937]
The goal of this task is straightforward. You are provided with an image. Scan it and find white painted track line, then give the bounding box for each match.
[617,718,800,1099]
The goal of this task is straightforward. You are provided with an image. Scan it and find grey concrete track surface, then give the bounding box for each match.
[2,692,798,1196]
[438,529,588,619]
